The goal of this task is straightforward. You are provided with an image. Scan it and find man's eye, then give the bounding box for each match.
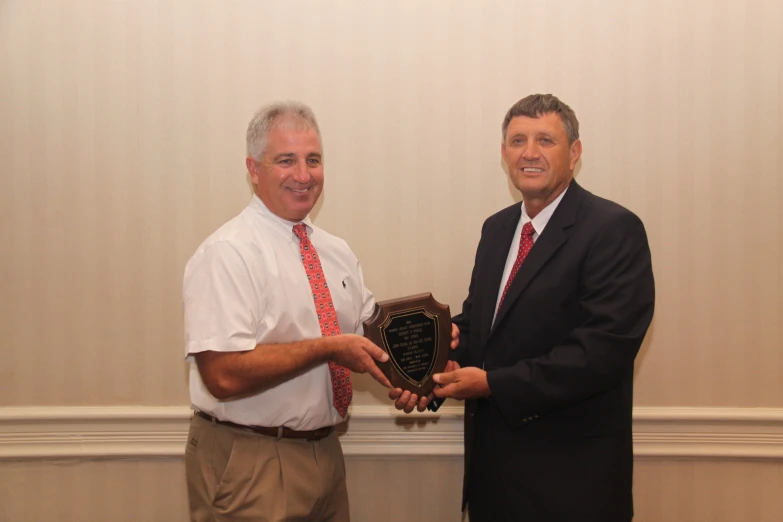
[279,159,293,165]
[540,138,552,144]
[307,158,321,165]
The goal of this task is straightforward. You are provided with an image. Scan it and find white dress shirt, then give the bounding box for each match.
[183,195,375,430]
[492,187,569,325]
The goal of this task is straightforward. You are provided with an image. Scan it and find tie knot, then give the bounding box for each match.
[522,221,535,237]
[293,223,308,240]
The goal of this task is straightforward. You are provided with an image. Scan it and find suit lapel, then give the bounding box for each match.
[489,181,583,336]
[479,205,521,349]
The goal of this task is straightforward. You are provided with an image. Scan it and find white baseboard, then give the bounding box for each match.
[0,405,781,460]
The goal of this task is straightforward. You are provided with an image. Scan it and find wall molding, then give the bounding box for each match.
[1,405,781,460]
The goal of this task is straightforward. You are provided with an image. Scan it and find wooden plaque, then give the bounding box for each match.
[363,293,451,396]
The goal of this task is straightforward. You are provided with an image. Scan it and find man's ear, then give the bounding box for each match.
[569,139,582,170]
[246,157,258,185]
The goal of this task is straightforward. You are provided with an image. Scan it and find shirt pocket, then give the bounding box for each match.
[329,272,363,334]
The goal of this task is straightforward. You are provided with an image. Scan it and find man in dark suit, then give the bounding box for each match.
[405,94,655,521]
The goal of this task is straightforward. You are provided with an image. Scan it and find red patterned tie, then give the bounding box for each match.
[292,223,352,418]
[498,221,536,310]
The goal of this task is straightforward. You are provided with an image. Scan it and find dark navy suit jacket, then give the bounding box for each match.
[452,180,655,522]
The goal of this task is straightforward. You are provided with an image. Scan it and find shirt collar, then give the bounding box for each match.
[520,185,569,236]
[249,194,314,241]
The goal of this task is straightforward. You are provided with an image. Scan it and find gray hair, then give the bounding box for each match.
[501,94,580,144]
[246,101,321,160]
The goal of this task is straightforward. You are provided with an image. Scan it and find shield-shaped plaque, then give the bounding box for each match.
[363,293,451,396]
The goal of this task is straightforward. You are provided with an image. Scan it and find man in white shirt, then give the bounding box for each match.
[183,101,392,522]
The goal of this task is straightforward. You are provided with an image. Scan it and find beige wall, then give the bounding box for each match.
[1,0,782,521]
[1,458,782,522]
[1,0,781,408]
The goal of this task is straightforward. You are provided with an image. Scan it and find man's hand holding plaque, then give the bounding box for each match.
[362,293,460,413]
[391,358,461,413]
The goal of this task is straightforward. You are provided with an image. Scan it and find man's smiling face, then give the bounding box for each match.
[501,112,581,209]
[248,122,324,222]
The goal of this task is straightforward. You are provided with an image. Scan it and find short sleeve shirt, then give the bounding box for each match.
[183,195,375,430]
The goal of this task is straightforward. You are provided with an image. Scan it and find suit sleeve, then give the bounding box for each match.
[451,218,492,366]
[451,291,472,366]
[486,212,655,427]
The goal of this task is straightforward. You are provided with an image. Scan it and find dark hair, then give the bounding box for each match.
[502,94,579,144]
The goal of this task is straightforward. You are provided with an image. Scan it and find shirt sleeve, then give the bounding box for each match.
[354,262,376,335]
[183,240,260,359]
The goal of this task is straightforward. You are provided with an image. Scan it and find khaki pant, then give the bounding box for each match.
[185,413,350,522]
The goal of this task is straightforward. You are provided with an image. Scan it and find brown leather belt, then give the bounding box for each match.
[195,411,333,441]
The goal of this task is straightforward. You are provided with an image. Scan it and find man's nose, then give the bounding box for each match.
[522,142,540,160]
[291,161,311,183]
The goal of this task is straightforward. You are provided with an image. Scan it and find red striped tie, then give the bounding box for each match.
[293,224,352,418]
[498,221,536,310]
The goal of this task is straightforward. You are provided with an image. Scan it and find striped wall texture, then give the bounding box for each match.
[1,1,781,521]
